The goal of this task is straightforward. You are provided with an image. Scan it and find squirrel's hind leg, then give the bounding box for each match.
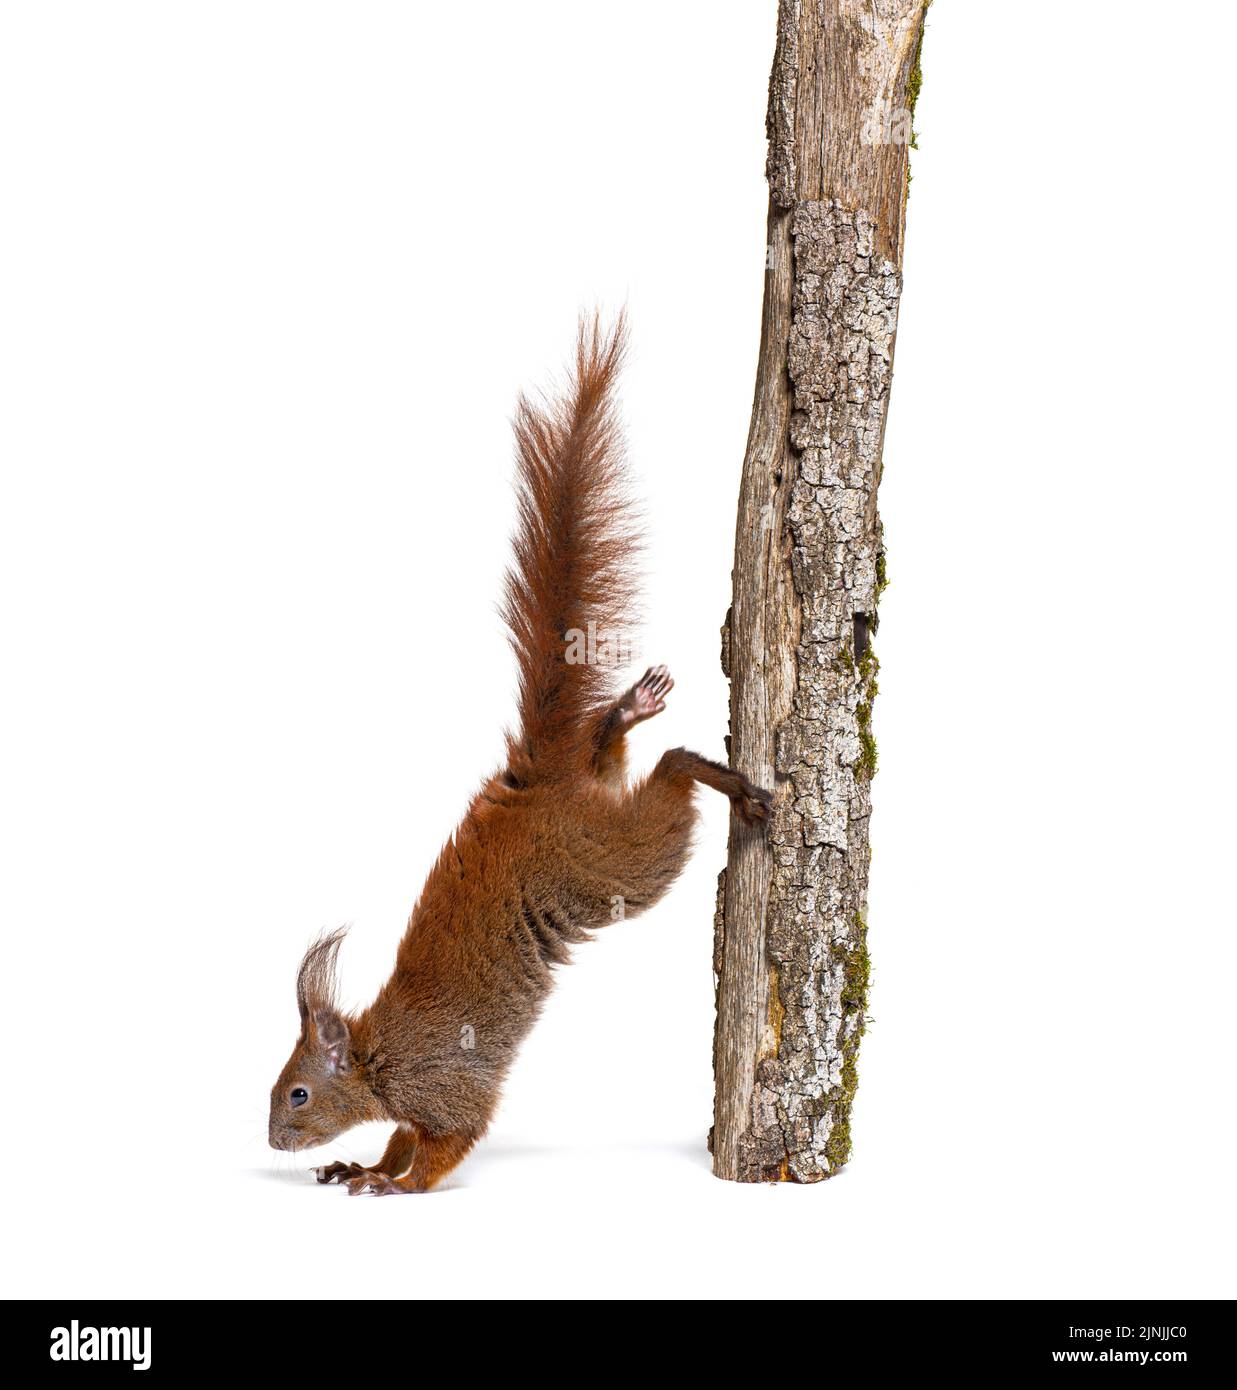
[590,665,674,786]
[653,747,772,826]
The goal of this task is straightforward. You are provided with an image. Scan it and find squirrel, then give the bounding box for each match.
[267,315,772,1194]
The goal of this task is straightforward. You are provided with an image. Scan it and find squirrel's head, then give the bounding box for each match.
[268,929,381,1152]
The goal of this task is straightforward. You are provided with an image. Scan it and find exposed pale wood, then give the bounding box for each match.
[713,0,928,1183]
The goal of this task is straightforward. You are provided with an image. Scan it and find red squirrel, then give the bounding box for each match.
[267,316,771,1193]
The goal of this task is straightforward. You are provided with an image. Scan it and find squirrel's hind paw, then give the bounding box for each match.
[733,783,773,827]
[624,665,673,725]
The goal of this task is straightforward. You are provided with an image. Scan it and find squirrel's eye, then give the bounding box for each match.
[290,1087,309,1108]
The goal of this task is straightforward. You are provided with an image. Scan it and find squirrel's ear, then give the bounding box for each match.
[314,1009,351,1074]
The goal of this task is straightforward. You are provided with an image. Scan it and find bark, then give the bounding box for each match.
[712,0,929,1183]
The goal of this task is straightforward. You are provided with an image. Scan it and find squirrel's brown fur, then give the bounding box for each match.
[268,316,771,1193]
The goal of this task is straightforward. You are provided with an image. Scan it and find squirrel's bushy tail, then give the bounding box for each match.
[501,313,638,782]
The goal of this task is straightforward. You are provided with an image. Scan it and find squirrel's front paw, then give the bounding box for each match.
[345,1169,399,1196]
[315,1161,365,1185]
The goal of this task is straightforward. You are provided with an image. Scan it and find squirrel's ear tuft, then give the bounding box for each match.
[296,927,348,1026]
[315,1009,351,1074]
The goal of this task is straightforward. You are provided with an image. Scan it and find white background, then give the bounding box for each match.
[2,1,1234,1300]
